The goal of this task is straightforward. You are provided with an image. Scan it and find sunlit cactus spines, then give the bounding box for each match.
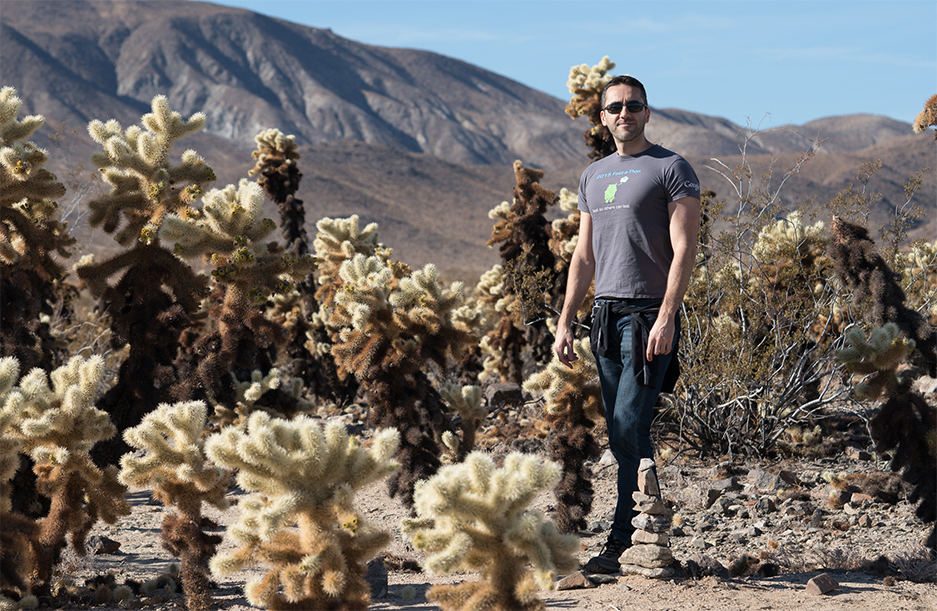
[483,161,562,383]
[119,400,230,611]
[564,56,617,160]
[835,323,914,400]
[752,211,827,268]
[205,414,399,610]
[0,356,39,600]
[1,87,74,376]
[6,355,130,589]
[439,383,486,460]
[524,338,603,533]
[912,93,937,137]
[401,451,579,611]
[162,178,315,303]
[86,95,212,246]
[326,250,471,507]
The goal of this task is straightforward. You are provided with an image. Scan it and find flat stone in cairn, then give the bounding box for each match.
[637,458,660,496]
[620,564,676,579]
[632,512,671,533]
[632,529,669,545]
[632,491,668,515]
[619,543,673,568]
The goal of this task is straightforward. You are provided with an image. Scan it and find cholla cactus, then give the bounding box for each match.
[484,161,562,383]
[564,56,616,160]
[0,86,71,276]
[162,179,316,407]
[206,413,399,610]
[7,355,130,588]
[896,240,937,320]
[830,218,937,552]
[829,217,936,376]
[524,338,603,532]
[0,357,39,600]
[1,87,73,374]
[329,253,471,507]
[313,214,389,314]
[250,129,307,253]
[402,452,579,611]
[439,384,486,460]
[913,94,937,138]
[75,97,212,465]
[85,95,213,246]
[119,400,231,611]
[835,323,914,400]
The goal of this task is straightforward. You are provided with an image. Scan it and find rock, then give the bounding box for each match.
[87,535,121,555]
[851,492,874,504]
[598,449,616,466]
[638,462,661,496]
[845,446,872,461]
[485,383,523,410]
[858,514,872,528]
[779,470,801,486]
[365,558,388,598]
[632,492,668,515]
[755,496,777,514]
[590,519,611,532]
[555,571,597,590]
[632,513,671,533]
[682,554,728,578]
[689,537,712,549]
[805,572,839,595]
[588,574,619,585]
[712,476,741,492]
[620,564,676,579]
[632,529,670,545]
[747,468,782,491]
[705,489,723,508]
[620,544,673,568]
[843,502,859,516]
[828,488,852,507]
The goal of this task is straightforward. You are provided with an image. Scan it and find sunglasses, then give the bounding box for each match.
[603,101,647,115]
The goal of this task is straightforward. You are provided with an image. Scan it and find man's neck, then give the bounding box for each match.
[615,137,653,157]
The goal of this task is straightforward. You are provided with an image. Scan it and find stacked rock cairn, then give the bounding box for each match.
[619,458,676,578]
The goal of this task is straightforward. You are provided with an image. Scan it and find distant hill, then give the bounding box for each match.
[2,0,933,277]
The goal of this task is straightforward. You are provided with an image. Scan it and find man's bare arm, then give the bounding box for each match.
[646,196,700,360]
[554,211,595,367]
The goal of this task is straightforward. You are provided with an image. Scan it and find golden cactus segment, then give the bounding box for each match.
[402,451,579,611]
[85,95,214,244]
[205,413,399,609]
[523,337,602,420]
[835,323,915,399]
[119,401,230,507]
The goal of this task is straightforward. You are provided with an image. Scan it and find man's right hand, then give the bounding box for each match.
[553,327,578,368]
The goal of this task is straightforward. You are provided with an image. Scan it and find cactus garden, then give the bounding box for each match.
[1,51,936,611]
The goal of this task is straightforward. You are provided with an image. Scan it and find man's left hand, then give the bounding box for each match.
[646,316,675,361]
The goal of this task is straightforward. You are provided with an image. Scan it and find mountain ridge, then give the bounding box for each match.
[2,0,932,276]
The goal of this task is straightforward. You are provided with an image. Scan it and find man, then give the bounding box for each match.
[553,75,700,574]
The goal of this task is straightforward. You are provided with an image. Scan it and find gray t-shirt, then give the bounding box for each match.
[578,144,700,299]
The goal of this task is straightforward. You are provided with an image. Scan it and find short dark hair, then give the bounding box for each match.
[601,75,648,107]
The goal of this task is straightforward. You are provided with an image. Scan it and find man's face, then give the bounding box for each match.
[600,84,650,146]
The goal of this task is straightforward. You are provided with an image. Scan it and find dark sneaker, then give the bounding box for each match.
[583,533,629,574]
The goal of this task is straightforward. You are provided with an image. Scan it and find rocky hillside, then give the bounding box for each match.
[2,0,933,275]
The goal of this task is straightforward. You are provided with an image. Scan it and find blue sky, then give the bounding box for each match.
[207,0,936,127]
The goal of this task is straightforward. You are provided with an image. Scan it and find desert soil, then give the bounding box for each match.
[54,434,937,611]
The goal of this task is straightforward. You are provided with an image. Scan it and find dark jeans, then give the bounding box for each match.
[592,299,675,544]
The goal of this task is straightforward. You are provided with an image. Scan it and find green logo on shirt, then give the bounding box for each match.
[604,184,617,203]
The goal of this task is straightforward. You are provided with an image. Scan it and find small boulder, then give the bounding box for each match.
[805,572,838,595]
